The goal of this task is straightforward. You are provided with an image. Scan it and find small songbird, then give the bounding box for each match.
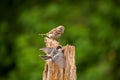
[39,25,64,39]
[39,46,66,68]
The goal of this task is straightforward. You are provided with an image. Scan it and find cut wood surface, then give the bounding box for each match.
[43,37,76,80]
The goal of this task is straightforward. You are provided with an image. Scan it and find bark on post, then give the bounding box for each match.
[42,37,76,80]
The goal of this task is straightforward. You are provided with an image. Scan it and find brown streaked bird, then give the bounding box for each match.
[39,25,64,39]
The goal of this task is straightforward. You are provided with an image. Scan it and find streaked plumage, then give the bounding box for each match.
[39,25,64,39]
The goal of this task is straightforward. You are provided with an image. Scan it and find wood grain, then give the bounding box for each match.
[42,37,76,80]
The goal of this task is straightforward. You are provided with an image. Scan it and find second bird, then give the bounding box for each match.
[39,25,65,40]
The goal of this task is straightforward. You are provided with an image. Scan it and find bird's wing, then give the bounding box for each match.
[40,47,53,55]
[39,55,52,60]
[52,53,66,68]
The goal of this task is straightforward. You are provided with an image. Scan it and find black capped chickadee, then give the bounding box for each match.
[39,25,64,39]
[39,46,66,68]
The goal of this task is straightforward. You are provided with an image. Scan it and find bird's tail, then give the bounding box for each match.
[39,55,52,60]
[38,33,47,37]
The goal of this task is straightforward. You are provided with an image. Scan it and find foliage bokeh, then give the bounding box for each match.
[0,0,120,80]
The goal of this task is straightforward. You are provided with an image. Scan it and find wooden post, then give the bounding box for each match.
[42,37,76,80]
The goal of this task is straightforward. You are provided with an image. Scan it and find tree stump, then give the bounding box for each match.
[42,37,76,80]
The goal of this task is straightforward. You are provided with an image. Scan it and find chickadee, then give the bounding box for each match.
[39,25,64,39]
[39,46,66,68]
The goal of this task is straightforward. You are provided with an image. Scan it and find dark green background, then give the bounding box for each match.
[0,0,120,80]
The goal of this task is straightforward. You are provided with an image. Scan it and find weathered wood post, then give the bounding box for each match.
[40,26,76,80]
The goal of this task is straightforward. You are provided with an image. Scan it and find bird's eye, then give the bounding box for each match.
[56,46,62,50]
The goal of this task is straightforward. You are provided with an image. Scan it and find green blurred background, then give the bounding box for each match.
[0,0,120,80]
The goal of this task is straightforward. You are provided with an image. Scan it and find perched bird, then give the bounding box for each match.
[39,25,64,39]
[39,46,66,68]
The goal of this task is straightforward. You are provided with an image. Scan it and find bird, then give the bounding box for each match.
[39,46,66,68]
[39,25,65,39]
